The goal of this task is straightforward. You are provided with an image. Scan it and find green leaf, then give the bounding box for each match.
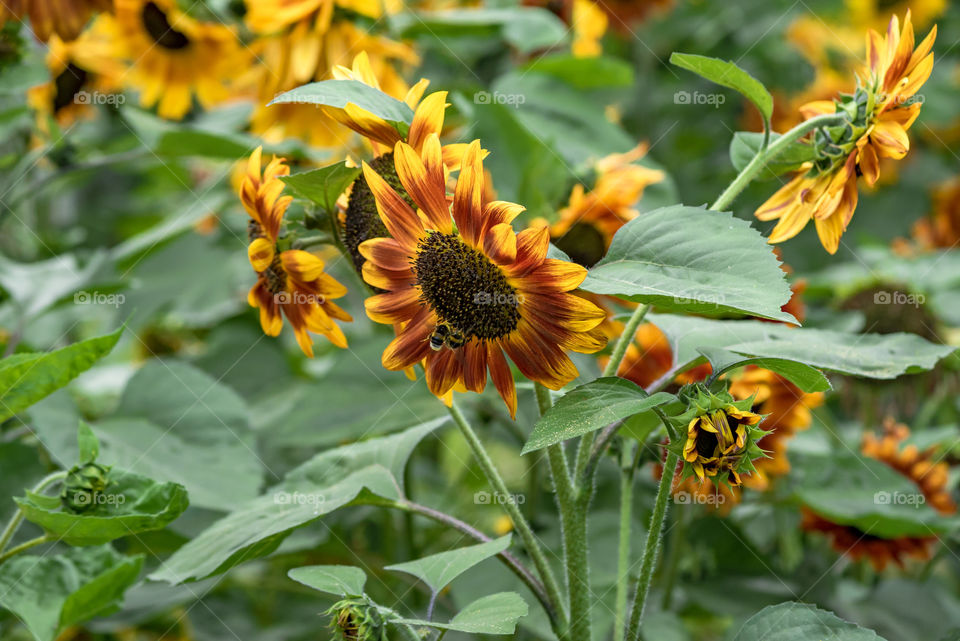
[0,251,109,319]
[670,52,773,123]
[521,54,635,89]
[15,468,188,546]
[287,565,366,597]
[77,423,99,464]
[281,162,361,213]
[582,206,797,323]
[730,132,815,178]
[697,347,831,393]
[150,417,447,584]
[153,129,252,159]
[270,79,413,132]
[734,602,887,641]
[0,327,123,423]
[522,378,675,453]
[385,535,511,594]
[399,592,529,635]
[395,8,567,54]
[0,545,143,641]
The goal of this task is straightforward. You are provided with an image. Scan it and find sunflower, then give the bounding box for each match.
[26,16,123,128]
[241,147,352,357]
[112,0,246,120]
[803,420,955,570]
[847,0,946,30]
[756,11,936,254]
[909,177,960,250]
[682,406,763,485]
[0,0,110,42]
[358,137,607,416]
[612,323,711,390]
[547,143,664,268]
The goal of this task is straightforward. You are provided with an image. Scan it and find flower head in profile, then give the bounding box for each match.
[359,136,607,417]
[756,11,936,254]
[241,147,352,357]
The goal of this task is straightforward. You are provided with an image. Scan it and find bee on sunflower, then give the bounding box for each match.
[241,147,352,357]
[0,0,110,42]
[358,136,607,417]
[803,420,956,570]
[112,0,246,119]
[756,11,936,254]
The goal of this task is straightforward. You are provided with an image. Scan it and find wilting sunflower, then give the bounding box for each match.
[682,405,763,485]
[26,16,123,128]
[0,0,110,42]
[359,137,607,416]
[803,420,956,570]
[756,11,936,254]
[112,0,245,119]
[546,143,664,268]
[241,147,352,357]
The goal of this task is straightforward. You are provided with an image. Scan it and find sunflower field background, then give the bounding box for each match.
[2,0,960,640]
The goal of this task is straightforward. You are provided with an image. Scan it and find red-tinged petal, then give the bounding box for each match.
[248,238,275,272]
[322,300,353,323]
[382,308,433,370]
[408,91,447,152]
[859,142,880,186]
[293,325,315,358]
[362,161,423,248]
[394,140,450,231]
[425,347,463,396]
[882,102,921,130]
[896,52,933,104]
[767,202,812,244]
[365,288,422,324]
[866,29,884,76]
[488,342,517,419]
[250,282,283,336]
[884,11,914,89]
[755,174,806,221]
[520,259,588,292]
[359,237,414,271]
[522,292,606,332]
[327,103,403,148]
[362,260,417,291]
[871,120,910,159]
[461,340,488,392]
[441,143,470,172]
[481,200,525,238]
[453,140,484,247]
[483,222,518,265]
[504,321,579,389]
[905,25,936,78]
[505,225,550,277]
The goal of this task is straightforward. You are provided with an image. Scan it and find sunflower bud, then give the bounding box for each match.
[667,383,767,486]
[327,598,389,641]
[60,462,109,513]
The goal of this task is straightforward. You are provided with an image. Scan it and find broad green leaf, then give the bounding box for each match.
[521,54,634,89]
[582,206,797,323]
[151,417,447,584]
[77,423,99,464]
[730,132,815,178]
[670,52,773,123]
[385,535,511,594]
[697,347,831,393]
[154,129,252,159]
[270,79,413,132]
[0,327,123,423]
[15,468,188,545]
[0,251,109,319]
[104,360,262,510]
[395,8,566,54]
[398,592,528,635]
[0,442,45,522]
[522,378,675,453]
[734,602,887,641]
[288,565,366,597]
[281,162,361,213]
[0,545,143,641]
[794,453,957,538]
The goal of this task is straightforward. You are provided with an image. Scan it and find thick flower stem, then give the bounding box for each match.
[536,384,592,641]
[625,449,679,641]
[0,470,66,557]
[0,535,51,565]
[613,443,639,641]
[709,113,850,212]
[447,401,569,637]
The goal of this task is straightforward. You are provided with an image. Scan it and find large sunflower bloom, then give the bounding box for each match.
[803,420,956,570]
[756,11,936,254]
[241,148,352,357]
[359,137,607,417]
[113,0,246,119]
[0,0,110,42]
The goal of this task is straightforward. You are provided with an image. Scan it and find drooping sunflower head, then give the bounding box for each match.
[326,597,387,641]
[241,148,352,357]
[113,0,246,119]
[358,135,607,417]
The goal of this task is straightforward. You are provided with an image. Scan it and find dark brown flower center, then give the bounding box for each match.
[695,430,719,458]
[553,222,607,268]
[142,2,190,50]
[53,63,88,114]
[414,232,520,340]
[263,255,286,295]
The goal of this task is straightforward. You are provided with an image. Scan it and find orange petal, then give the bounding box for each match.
[248,238,275,272]
[520,259,588,292]
[394,140,450,231]
[488,342,517,419]
[452,140,484,247]
[483,222,518,265]
[408,91,447,153]
[755,174,806,222]
[382,308,432,369]
[871,120,909,159]
[461,340,488,393]
[505,225,549,277]
[814,210,844,255]
[858,142,880,186]
[425,347,463,397]
[359,237,414,271]
[365,288,422,324]
[362,161,424,248]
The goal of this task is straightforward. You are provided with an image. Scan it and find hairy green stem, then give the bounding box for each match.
[613,443,639,641]
[625,449,679,641]
[0,535,51,565]
[709,113,849,212]
[447,401,569,636]
[0,471,66,556]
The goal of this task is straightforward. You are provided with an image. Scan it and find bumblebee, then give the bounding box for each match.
[428,322,468,351]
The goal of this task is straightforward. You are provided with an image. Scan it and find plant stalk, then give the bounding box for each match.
[0,471,66,556]
[613,442,639,641]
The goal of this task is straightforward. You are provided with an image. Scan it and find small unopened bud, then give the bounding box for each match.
[60,462,109,513]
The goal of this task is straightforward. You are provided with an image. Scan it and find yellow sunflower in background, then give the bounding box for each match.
[26,16,123,128]
[112,0,246,119]
[803,420,956,570]
[359,137,607,417]
[611,323,711,391]
[241,147,352,356]
[0,0,110,42]
[756,11,936,254]
[908,177,960,251]
[846,0,946,30]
